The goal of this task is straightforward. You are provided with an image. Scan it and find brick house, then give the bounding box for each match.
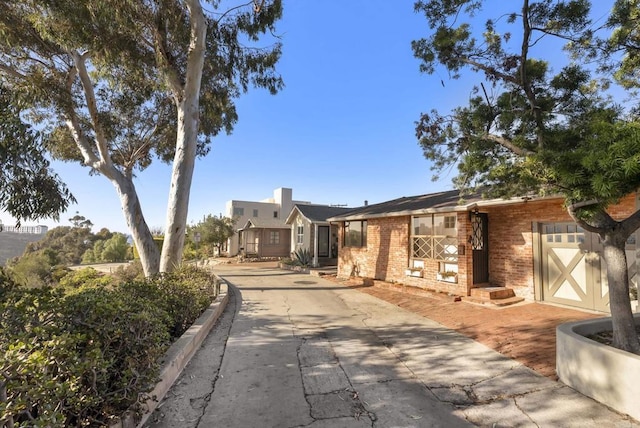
[327,189,640,313]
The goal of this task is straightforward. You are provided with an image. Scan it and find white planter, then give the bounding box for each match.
[405,269,423,278]
[436,272,457,283]
[557,314,640,422]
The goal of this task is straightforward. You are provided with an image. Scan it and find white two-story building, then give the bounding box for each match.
[225,187,310,257]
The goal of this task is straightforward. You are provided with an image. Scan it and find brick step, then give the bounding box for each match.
[465,286,524,307]
[464,295,525,307]
[469,286,515,300]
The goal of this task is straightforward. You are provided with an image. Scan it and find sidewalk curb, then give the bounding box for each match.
[111,279,229,428]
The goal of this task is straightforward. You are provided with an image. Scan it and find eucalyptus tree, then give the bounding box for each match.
[412,0,640,352]
[0,87,75,225]
[0,0,283,276]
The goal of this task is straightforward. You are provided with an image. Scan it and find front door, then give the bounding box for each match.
[472,213,489,284]
[318,226,330,257]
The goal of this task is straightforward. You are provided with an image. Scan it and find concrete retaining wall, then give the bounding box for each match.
[557,314,640,421]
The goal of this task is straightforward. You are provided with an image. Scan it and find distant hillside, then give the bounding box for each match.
[0,232,46,266]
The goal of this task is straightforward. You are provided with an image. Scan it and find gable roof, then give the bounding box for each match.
[238,217,289,230]
[285,204,355,224]
[327,189,557,221]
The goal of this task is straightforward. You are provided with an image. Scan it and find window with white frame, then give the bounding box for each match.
[296,225,304,244]
[411,214,458,270]
[344,220,367,247]
[269,231,280,245]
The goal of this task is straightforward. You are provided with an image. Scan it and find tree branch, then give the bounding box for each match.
[0,63,26,80]
[152,19,184,99]
[63,64,100,167]
[482,133,535,156]
[620,208,640,238]
[72,51,113,170]
[459,56,520,85]
[520,0,546,149]
[567,199,615,234]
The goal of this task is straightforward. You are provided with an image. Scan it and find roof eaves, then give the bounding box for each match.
[327,204,473,222]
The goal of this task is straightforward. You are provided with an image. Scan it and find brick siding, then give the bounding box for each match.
[337,194,638,299]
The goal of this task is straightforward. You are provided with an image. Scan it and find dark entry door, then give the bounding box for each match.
[472,213,489,284]
[318,226,330,257]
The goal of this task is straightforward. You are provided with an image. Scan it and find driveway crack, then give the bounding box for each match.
[192,283,241,428]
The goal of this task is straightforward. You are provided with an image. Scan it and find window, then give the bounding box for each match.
[269,231,280,245]
[253,209,259,217]
[411,214,457,262]
[344,220,367,247]
[296,225,304,244]
[233,207,244,216]
[273,211,278,218]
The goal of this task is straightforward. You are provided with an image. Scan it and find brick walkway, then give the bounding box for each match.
[333,277,599,380]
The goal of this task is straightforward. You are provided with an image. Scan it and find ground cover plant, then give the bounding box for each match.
[0,265,218,427]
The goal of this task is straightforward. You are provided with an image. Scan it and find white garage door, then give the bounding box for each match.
[540,223,637,312]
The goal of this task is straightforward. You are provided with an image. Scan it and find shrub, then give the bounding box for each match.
[0,265,218,426]
[111,260,145,282]
[280,257,295,265]
[156,267,218,338]
[58,267,115,290]
[61,288,171,420]
[0,279,170,426]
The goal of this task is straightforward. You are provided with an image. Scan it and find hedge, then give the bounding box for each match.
[0,266,218,427]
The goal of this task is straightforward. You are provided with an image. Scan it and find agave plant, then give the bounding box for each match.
[294,248,312,267]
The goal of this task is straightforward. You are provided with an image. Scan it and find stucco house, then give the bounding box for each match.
[225,187,310,257]
[327,189,640,313]
[285,204,353,267]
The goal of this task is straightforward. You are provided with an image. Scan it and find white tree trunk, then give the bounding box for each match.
[111,174,160,276]
[160,105,198,272]
[159,0,206,272]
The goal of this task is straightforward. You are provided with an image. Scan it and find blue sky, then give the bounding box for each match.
[0,0,616,233]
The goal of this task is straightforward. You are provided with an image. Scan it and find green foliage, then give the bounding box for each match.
[412,0,640,208]
[68,212,93,229]
[83,233,130,264]
[146,266,219,338]
[0,86,75,225]
[188,215,236,257]
[111,260,145,283]
[0,264,218,426]
[22,226,95,266]
[294,248,312,267]
[8,252,55,288]
[0,0,284,275]
[413,0,640,352]
[58,268,115,290]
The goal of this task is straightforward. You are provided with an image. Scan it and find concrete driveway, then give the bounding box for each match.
[146,264,638,427]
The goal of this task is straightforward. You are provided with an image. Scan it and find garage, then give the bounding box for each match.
[538,222,638,312]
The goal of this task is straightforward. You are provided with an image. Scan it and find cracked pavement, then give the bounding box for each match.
[146,264,639,427]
